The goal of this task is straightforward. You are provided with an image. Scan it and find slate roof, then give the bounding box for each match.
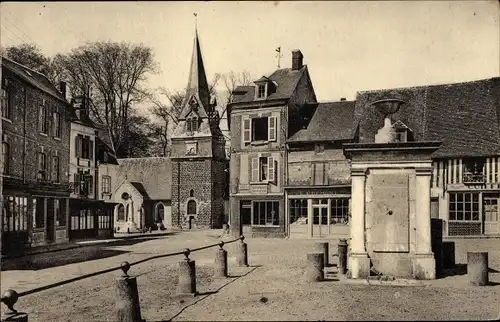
[115,157,172,200]
[354,77,500,158]
[231,67,307,104]
[288,101,356,142]
[1,56,68,104]
[129,182,150,199]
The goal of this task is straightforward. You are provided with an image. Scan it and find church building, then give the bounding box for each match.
[169,29,228,229]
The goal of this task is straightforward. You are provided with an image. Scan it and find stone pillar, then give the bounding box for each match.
[349,168,370,279]
[305,253,324,282]
[467,252,488,286]
[230,198,241,238]
[413,167,436,280]
[307,199,313,238]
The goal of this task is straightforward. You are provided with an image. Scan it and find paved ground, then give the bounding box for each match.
[1,232,499,321]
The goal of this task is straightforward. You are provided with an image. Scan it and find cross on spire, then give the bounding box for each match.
[194,12,198,31]
[275,46,282,68]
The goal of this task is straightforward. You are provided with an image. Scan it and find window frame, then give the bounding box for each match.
[1,82,10,120]
[251,200,279,226]
[38,101,48,134]
[102,175,111,194]
[53,112,61,138]
[2,141,9,175]
[52,155,60,183]
[37,152,47,181]
[448,192,481,222]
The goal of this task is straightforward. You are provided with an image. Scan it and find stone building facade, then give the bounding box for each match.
[170,30,228,230]
[1,57,72,253]
[228,49,500,238]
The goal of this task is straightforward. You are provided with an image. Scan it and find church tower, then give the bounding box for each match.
[170,27,228,229]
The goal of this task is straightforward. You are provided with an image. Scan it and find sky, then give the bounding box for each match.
[1,1,499,105]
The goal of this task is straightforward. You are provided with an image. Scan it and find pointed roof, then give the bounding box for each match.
[179,30,211,119]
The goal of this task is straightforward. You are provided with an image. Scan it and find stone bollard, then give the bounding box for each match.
[236,235,249,267]
[115,262,142,322]
[305,253,324,282]
[214,241,228,278]
[316,242,329,267]
[338,238,348,275]
[467,252,489,286]
[1,289,28,322]
[177,248,197,296]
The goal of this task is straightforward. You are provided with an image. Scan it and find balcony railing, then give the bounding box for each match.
[462,172,486,184]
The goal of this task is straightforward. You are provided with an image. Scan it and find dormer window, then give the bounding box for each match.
[257,84,266,98]
[392,120,414,142]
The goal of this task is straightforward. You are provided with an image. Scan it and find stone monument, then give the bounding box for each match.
[343,99,442,279]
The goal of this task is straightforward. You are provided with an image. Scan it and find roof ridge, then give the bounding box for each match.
[2,56,52,80]
[358,76,500,94]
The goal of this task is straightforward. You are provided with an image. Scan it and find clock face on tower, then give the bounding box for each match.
[185,142,198,155]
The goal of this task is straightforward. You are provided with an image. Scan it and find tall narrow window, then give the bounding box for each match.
[37,152,47,180]
[1,81,10,120]
[117,204,125,221]
[2,142,9,175]
[52,155,60,182]
[53,112,61,138]
[102,176,111,194]
[257,84,266,98]
[38,103,47,133]
[187,200,197,215]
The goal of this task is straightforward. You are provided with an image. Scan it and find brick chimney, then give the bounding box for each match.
[59,81,67,100]
[340,97,346,101]
[292,50,303,70]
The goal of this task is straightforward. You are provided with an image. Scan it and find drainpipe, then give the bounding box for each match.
[23,86,27,184]
[177,162,181,228]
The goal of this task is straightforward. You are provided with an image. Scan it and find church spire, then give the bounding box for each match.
[180,16,211,119]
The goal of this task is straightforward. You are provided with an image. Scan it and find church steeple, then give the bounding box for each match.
[179,27,211,119]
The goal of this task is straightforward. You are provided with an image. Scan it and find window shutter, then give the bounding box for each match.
[268,116,277,142]
[75,136,81,157]
[89,175,94,195]
[74,173,79,194]
[242,118,251,144]
[89,140,94,160]
[268,157,275,182]
[251,157,259,182]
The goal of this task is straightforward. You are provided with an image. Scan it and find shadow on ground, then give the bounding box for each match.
[439,264,500,279]
[2,247,131,271]
[2,233,177,261]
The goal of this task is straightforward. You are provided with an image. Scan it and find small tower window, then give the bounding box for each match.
[190,189,194,197]
[186,117,199,132]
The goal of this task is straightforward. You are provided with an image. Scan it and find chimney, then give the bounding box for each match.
[59,81,67,100]
[292,50,303,70]
[340,97,346,101]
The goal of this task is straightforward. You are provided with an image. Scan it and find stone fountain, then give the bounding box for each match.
[343,99,442,280]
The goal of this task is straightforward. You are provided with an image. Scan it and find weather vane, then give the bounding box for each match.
[194,13,198,30]
[275,47,282,68]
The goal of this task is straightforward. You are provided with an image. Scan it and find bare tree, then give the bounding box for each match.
[216,70,252,121]
[56,41,158,157]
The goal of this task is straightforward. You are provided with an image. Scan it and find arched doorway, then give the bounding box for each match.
[187,200,197,229]
[117,204,125,221]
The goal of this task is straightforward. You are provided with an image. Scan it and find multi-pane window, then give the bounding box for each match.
[2,196,28,232]
[74,171,93,196]
[98,209,111,229]
[38,102,48,134]
[1,82,10,120]
[53,112,61,138]
[463,158,485,183]
[2,142,9,174]
[257,84,266,98]
[289,199,308,225]
[186,117,199,132]
[449,192,480,221]
[37,152,47,181]
[252,201,279,226]
[75,135,93,160]
[102,175,111,194]
[52,156,60,182]
[71,209,94,231]
[330,198,350,224]
[251,156,276,183]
